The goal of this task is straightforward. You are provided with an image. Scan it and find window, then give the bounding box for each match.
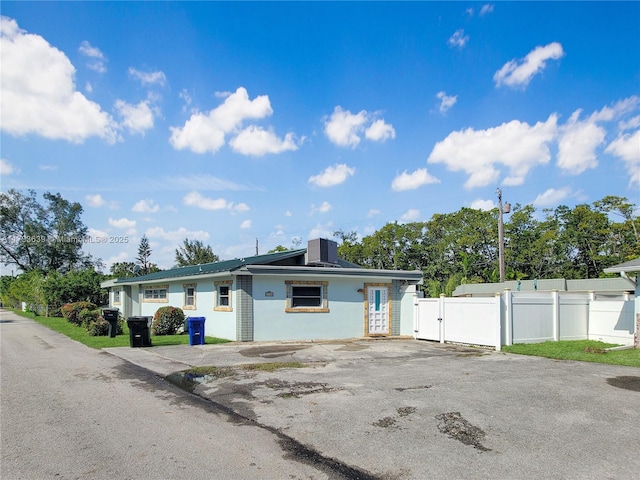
[214,280,233,311]
[219,286,230,306]
[113,289,121,304]
[292,286,322,307]
[285,281,329,313]
[143,285,168,302]
[183,284,196,309]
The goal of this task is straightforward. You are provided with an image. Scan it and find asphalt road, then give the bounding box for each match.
[0,310,340,480]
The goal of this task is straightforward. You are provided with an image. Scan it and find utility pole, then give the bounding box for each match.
[497,188,510,283]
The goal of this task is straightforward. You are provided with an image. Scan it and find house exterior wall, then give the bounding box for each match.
[108,272,418,342]
[252,276,365,341]
[398,284,416,336]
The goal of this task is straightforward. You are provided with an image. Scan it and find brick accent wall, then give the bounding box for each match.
[236,275,254,342]
[392,280,401,336]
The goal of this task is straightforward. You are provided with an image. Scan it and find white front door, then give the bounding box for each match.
[368,286,389,335]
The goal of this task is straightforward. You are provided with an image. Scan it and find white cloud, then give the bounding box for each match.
[324,106,394,148]
[619,115,640,132]
[448,29,469,48]
[480,4,495,16]
[179,89,192,112]
[308,222,334,240]
[78,40,106,73]
[427,115,558,188]
[365,119,396,142]
[494,42,564,89]
[132,199,160,213]
[233,202,250,212]
[128,67,167,87]
[146,226,210,243]
[108,217,136,233]
[367,209,381,218]
[391,168,440,191]
[324,106,368,148]
[436,91,458,113]
[229,126,298,156]
[168,174,253,192]
[556,109,605,175]
[39,164,57,171]
[311,201,332,214]
[533,187,572,207]
[308,163,356,187]
[85,194,105,207]
[114,99,155,135]
[0,158,15,175]
[0,17,118,143]
[183,191,249,212]
[606,130,640,187]
[240,219,252,229]
[470,199,495,211]
[169,87,274,154]
[400,209,421,222]
[87,228,110,245]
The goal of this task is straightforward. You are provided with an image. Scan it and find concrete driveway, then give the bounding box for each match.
[106,339,640,479]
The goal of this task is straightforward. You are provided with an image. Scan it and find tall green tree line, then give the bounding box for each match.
[335,196,639,297]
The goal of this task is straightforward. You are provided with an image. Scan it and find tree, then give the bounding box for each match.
[174,239,219,267]
[0,189,96,273]
[268,245,290,253]
[109,262,138,278]
[136,235,159,275]
[593,196,640,262]
[43,269,107,315]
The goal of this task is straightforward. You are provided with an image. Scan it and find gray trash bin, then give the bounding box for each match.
[102,308,119,338]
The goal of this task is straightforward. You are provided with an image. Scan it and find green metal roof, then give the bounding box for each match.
[111,249,308,284]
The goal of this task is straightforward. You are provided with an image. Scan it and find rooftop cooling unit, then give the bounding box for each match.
[307,238,338,266]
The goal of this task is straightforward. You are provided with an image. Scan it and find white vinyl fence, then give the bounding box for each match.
[414,291,636,350]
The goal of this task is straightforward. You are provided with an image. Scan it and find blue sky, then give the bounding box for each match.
[1,1,639,271]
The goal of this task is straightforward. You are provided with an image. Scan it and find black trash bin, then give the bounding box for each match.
[102,308,119,338]
[127,316,152,347]
[187,317,205,346]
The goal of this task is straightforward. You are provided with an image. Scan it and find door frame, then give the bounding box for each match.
[364,283,392,336]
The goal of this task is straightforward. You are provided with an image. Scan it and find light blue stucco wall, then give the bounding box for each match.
[112,273,419,342]
[130,280,237,341]
[252,276,366,341]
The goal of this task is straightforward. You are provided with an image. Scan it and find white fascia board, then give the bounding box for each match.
[109,271,234,287]
[242,264,424,283]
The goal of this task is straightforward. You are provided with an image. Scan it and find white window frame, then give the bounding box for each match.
[183,283,196,310]
[214,280,233,312]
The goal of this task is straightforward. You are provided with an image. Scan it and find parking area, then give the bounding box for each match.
[106,339,640,479]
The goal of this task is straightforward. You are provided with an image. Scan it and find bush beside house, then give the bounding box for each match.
[152,306,185,335]
[61,301,123,336]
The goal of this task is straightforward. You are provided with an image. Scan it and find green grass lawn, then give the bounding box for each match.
[502,340,640,368]
[10,309,231,349]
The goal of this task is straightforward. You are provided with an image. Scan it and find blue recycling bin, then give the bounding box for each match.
[187,317,205,345]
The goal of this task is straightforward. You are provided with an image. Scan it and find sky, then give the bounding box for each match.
[1,1,639,272]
